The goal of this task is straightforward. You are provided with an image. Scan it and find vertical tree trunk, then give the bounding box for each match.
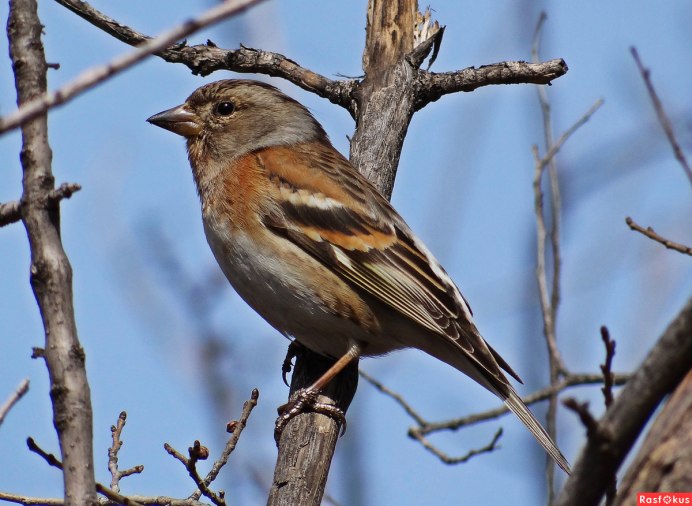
[268,1,419,504]
[8,0,97,504]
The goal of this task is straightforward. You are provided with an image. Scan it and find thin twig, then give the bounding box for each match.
[108,411,144,493]
[359,370,428,426]
[600,327,616,408]
[630,46,692,188]
[191,388,259,500]
[0,0,266,135]
[0,379,29,426]
[408,427,503,465]
[164,390,259,505]
[362,367,629,465]
[0,492,64,505]
[165,440,225,506]
[0,183,81,227]
[625,216,692,256]
[412,373,628,436]
[53,0,355,112]
[531,12,565,498]
[0,492,212,505]
[27,438,145,506]
[27,437,63,470]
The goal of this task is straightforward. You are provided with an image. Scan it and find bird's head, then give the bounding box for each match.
[147,79,328,175]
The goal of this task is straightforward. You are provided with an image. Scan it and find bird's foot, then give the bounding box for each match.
[274,388,347,444]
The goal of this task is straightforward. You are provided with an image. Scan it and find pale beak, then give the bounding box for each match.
[147,104,201,137]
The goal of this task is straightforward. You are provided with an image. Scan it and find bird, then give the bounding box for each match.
[147,79,570,473]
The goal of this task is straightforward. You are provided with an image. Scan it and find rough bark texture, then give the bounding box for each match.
[269,1,418,504]
[8,0,97,504]
[351,0,417,197]
[614,370,692,505]
[267,351,358,505]
[555,298,692,506]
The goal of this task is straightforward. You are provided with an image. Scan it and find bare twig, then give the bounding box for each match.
[359,370,427,426]
[361,368,629,468]
[191,389,259,501]
[108,411,144,493]
[165,440,225,506]
[0,378,29,426]
[532,99,604,374]
[600,327,616,408]
[531,12,566,498]
[0,492,64,505]
[555,298,692,506]
[0,0,266,135]
[26,438,144,506]
[164,389,259,505]
[408,427,504,465]
[26,437,63,470]
[0,492,211,506]
[630,46,692,188]
[625,217,692,256]
[1,182,81,228]
[411,373,628,435]
[53,0,355,112]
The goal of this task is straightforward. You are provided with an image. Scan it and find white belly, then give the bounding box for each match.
[202,217,375,358]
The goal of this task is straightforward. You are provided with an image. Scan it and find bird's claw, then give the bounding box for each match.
[274,388,347,444]
[281,341,303,387]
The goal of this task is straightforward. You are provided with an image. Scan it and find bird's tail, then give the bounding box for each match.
[504,388,571,474]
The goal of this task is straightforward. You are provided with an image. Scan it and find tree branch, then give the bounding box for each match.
[0,379,30,426]
[555,297,692,506]
[625,216,692,256]
[8,0,96,503]
[52,0,356,111]
[415,58,568,110]
[0,183,81,228]
[0,0,267,135]
[630,46,692,188]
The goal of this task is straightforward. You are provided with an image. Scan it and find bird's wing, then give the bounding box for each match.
[257,142,521,385]
[257,142,572,474]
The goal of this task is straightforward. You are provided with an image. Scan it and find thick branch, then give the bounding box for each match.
[614,370,692,504]
[555,298,692,506]
[8,0,96,504]
[415,58,568,109]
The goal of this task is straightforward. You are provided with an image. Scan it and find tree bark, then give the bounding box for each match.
[555,298,692,506]
[613,370,692,505]
[268,1,419,504]
[8,0,97,504]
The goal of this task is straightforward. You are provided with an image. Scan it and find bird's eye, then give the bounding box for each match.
[214,101,235,116]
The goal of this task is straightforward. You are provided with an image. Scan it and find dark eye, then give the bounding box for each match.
[214,101,235,116]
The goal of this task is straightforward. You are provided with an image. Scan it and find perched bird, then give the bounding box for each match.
[147,79,570,473]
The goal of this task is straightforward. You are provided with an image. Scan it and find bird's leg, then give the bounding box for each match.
[275,343,361,442]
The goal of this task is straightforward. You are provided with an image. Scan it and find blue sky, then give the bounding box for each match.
[1,1,690,505]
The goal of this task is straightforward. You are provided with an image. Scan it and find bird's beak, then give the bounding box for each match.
[146,104,201,137]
